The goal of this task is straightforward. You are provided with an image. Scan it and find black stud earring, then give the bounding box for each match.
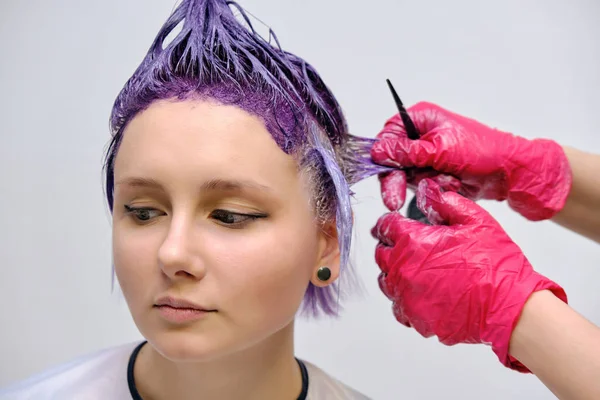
[316,266,331,282]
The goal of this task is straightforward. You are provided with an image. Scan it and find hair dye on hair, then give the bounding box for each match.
[103,0,391,317]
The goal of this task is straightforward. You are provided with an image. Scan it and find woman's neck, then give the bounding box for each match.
[134,322,303,400]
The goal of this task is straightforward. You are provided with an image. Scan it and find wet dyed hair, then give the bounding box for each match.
[103,0,390,317]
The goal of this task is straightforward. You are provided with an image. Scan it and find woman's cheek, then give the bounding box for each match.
[212,226,314,314]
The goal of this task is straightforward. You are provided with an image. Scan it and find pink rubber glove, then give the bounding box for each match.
[371,102,572,221]
[372,179,568,372]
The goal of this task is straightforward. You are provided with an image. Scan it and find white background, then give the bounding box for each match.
[1,0,599,399]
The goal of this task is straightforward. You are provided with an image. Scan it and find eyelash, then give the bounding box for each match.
[209,209,267,228]
[122,205,267,228]
[123,205,162,223]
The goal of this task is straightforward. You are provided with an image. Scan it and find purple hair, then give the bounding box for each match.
[104,0,391,317]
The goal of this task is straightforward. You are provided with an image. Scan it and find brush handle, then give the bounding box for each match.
[384,79,432,223]
[407,195,431,225]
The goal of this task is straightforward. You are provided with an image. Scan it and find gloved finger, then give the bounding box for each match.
[406,101,446,135]
[378,105,434,140]
[379,170,407,211]
[432,174,463,193]
[406,169,462,193]
[374,243,394,274]
[392,301,412,328]
[377,272,395,300]
[378,114,408,138]
[410,317,435,339]
[376,130,403,141]
[373,102,446,159]
[371,212,424,245]
[371,135,438,169]
[371,224,393,247]
[376,255,413,301]
[416,179,486,226]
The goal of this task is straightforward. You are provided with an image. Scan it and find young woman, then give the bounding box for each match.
[0,0,388,399]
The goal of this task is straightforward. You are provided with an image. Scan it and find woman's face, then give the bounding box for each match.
[112,99,339,361]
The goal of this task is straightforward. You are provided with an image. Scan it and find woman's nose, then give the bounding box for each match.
[158,219,206,281]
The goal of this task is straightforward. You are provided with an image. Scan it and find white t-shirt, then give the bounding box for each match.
[0,341,370,399]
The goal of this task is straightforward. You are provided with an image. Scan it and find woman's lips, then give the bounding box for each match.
[155,305,214,323]
[154,296,216,324]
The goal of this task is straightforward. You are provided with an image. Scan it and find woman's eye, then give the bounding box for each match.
[210,209,266,228]
[123,205,163,223]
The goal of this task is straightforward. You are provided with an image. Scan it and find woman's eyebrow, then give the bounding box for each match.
[115,177,273,194]
[201,178,273,194]
[114,177,164,190]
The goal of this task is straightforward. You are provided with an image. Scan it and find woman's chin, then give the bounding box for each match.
[146,330,231,363]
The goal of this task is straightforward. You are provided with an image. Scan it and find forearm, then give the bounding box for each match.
[552,146,600,243]
[509,290,600,400]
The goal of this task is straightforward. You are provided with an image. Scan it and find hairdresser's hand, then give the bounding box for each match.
[371,179,567,371]
[371,102,572,221]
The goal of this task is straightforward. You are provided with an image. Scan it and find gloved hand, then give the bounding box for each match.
[371,102,572,221]
[371,178,568,372]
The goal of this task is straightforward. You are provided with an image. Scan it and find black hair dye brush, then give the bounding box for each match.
[385,79,430,224]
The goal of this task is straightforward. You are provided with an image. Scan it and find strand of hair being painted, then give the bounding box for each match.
[342,135,391,186]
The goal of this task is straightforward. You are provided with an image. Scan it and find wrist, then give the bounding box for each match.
[509,290,558,353]
[507,288,576,372]
[488,274,567,372]
[506,138,572,221]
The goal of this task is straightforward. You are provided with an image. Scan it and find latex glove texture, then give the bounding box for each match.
[371,102,572,221]
[372,179,568,372]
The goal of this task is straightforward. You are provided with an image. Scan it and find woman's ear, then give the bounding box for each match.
[310,219,340,287]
